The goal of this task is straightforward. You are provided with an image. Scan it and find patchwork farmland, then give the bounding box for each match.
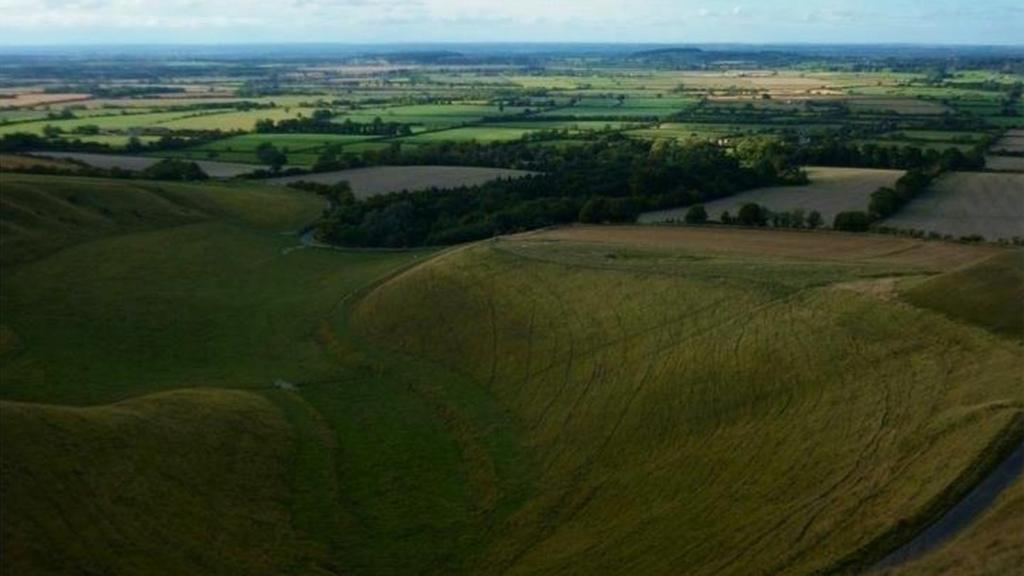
[2,43,1023,576]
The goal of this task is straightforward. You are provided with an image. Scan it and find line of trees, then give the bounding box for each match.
[307,138,807,248]
[792,138,986,171]
[0,131,227,155]
[255,109,413,136]
[713,204,824,230]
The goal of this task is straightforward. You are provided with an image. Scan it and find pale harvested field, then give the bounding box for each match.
[992,130,1024,153]
[985,155,1024,172]
[0,93,91,108]
[639,166,904,226]
[672,71,832,91]
[525,225,998,270]
[882,172,1024,241]
[267,165,536,198]
[31,152,261,179]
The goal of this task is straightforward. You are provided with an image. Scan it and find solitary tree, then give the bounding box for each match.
[685,204,708,224]
[579,197,610,223]
[141,158,208,181]
[738,203,767,226]
[807,210,823,229]
[256,142,287,172]
[790,209,806,229]
[833,211,871,232]
[125,136,144,152]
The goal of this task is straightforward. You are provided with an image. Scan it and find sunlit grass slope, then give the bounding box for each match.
[352,230,1024,575]
[0,389,321,576]
[901,250,1024,339]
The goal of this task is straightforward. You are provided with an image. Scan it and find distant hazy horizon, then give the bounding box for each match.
[2,1,1021,46]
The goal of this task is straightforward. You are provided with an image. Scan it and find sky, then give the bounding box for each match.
[0,0,1020,46]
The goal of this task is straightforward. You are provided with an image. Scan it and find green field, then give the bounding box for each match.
[397,126,537,143]
[200,133,374,152]
[158,107,319,131]
[336,103,529,129]
[161,133,381,165]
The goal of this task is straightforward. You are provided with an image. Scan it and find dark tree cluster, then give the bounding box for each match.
[793,138,986,171]
[717,204,823,230]
[867,169,936,220]
[309,138,805,248]
[255,110,413,136]
[140,158,209,181]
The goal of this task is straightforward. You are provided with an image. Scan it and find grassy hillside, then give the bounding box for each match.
[353,228,1024,575]
[0,173,322,266]
[3,174,1022,575]
[2,173,521,574]
[0,174,426,404]
[1,389,323,576]
[901,250,1024,339]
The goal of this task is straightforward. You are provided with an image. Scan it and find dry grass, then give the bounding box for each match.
[0,92,91,108]
[527,224,999,270]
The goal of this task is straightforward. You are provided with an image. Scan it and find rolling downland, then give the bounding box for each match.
[2,173,1022,575]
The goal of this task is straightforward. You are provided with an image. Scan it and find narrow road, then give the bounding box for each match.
[872,436,1024,571]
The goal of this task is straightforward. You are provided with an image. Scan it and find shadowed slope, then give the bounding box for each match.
[0,173,322,267]
[0,389,324,576]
